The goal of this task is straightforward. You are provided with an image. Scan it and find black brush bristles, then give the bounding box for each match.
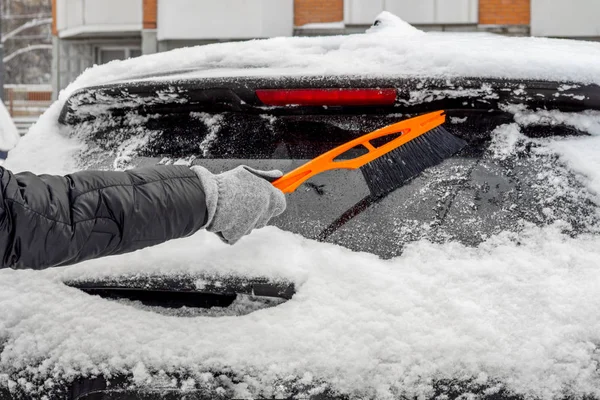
[361,126,467,197]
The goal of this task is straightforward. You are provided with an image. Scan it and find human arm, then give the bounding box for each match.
[0,165,209,270]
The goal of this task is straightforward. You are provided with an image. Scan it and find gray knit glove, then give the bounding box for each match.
[191,165,287,244]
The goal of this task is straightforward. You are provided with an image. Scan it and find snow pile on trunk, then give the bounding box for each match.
[2,224,600,399]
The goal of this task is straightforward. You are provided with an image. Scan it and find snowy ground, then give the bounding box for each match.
[2,12,600,399]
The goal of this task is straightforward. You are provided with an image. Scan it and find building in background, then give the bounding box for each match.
[51,0,600,97]
[1,1,53,133]
[3,0,52,85]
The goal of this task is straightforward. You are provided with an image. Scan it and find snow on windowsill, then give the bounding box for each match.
[295,21,346,30]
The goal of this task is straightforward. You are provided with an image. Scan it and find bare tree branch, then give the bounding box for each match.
[2,18,51,43]
[3,44,51,63]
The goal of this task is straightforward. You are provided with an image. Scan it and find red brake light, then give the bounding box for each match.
[255,88,397,107]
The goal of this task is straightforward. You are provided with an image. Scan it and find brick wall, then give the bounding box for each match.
[143,0,158,29]
[294,0,343,27]
[479,0,531,25]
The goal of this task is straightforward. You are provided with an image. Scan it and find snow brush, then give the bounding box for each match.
[271,110,466,196]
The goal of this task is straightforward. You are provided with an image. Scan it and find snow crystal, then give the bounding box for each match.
[401,83,499,106]
[173,156,197,167]
[132,362,151,386]
[111,128,157,171]
[192,112,225,157]
[488,123,526,160]
[450,116,468,124]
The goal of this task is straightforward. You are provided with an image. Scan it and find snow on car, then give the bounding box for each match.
[2,12,600,399]
[0,101,20,162]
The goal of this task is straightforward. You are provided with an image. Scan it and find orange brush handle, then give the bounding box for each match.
[272,110,446,194]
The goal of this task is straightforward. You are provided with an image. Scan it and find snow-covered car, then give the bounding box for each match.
[2,12,600,400]
[55,13,600,260]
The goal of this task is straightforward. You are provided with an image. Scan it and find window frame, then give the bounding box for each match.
[95,45,142,64]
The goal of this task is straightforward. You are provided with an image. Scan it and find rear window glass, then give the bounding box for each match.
[70,112,403,160]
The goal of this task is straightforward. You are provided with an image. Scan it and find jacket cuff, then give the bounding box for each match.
[190,166,218,229]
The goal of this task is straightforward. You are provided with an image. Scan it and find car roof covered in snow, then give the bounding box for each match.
[62,11,600,100]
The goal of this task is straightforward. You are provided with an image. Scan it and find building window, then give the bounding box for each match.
[96,47,142,64]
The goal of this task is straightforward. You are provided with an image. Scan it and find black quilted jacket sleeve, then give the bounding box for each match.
[0,165,208,270]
